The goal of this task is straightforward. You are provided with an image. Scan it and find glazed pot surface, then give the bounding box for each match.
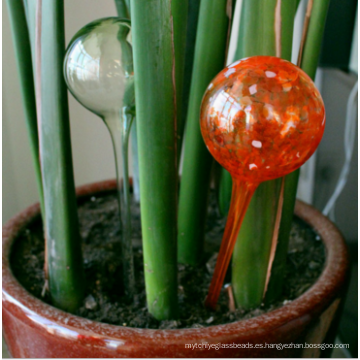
[2,180,349,358]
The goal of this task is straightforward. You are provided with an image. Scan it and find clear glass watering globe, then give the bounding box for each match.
[64,18,135,298]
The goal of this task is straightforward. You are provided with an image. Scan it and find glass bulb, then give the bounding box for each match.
[201,56,325,183]
[64,18,135,298]
[64,17,134,118]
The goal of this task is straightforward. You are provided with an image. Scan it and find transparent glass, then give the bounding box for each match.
[64,17,135,298]
[200,56,326,308]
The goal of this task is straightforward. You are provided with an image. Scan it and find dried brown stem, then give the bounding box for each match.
[263,176,285,298]
[275,0,282,57]
[224,0,234,63]
[225,284,236,312]
[297,0,314,67]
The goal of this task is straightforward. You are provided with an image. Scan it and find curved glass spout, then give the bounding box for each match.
[104,110,134,298]
[130,121,140,203]
[205,179,258,309]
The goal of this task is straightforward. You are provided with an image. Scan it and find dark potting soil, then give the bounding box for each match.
[11,191,325,329]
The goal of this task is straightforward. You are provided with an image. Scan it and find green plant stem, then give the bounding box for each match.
[281,0,298,61]
[177,0,230,266]
[265,0,331,303]
[232,180,282,307]
[114,2,141,204]
[231,0,298,310]
[130,0,179,320]
[6,0,44,216]
[265,170,299,303]
[172,0,189,159]
[181,0,201,147]
[114,0,130,19]
[24,0,36,67]
[234,0,276,60]
[300,0,331,79]
[218,169,232,216]
[39,0,84,312]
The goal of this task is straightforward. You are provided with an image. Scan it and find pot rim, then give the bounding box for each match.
[2,179,349,344]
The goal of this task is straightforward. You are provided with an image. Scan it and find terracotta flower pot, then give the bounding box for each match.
[3,180,350,358]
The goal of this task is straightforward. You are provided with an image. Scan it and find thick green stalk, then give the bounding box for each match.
[24,0,36,66]
[6,0,44,216]
[114,0,142,204]
[177,0,229,265]
[130,0,179,320]
[114,0,130,19]
[179,0,201,157]
[281,0,297,61]
[233,0,276,60]
[172,0,189,158]
[22,0,28,17]
[231,0,298,310]
[300,0,331,80]
[232,180,282,306]
[218,169,232,216]
[39,0,84,312]
[265,170,299,303]
[265,0,331,303]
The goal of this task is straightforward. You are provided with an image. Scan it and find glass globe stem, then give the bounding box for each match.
[204,178,258,309]
[130,121,140,203]
[104,111,135,299]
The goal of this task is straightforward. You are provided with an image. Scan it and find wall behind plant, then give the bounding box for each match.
[3,0,130,222]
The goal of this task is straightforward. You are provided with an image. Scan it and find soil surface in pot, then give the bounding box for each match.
[11,191,325,329]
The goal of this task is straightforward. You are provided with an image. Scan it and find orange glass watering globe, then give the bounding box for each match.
[200,56,325,309]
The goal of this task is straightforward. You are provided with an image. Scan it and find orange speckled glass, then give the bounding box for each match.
[201,56,325,309]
